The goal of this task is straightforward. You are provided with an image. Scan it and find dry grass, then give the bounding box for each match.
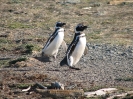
[0,0,133,46]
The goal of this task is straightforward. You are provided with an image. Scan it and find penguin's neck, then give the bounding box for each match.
[55,27,60,31]
[79,33,85,37]
[75,30,80,34]
[56,27,64,33]
[75,31,81,37]
[52,27,64,36]
[75,31,85,38]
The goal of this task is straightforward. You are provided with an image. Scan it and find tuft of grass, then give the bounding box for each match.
[32,44,42,52]
[25,44,34,54]
[24,44,41,54]
[0,38,9,43]
[0,39,17,51]
[0,60,10,68]
[16,83,32,89]
[9,57,27,65]
[24,44,41,53]
[15,43,42,55]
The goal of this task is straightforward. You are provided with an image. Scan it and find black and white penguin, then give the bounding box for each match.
[60,23,88,69]
[42,22,66,60]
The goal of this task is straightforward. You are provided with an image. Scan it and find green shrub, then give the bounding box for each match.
[25,44,34,54]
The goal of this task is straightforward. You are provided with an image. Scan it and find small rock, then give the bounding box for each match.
[51,82,64,90]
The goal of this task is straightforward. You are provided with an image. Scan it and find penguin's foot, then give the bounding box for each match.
[48,56,56,62]
[53,56,56,61]
[53,56,56,62]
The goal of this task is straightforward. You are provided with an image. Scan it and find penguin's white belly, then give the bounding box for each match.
[71,38,86,65]
[43,34,64,56]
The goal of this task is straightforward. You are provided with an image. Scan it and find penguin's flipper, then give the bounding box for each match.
[61,40,67,52]
[60,56,67,66]
[84,45,89,55]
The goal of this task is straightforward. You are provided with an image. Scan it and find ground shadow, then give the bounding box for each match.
[34,56,51,62]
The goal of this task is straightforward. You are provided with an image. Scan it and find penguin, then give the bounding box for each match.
[42,22,66,60]
[60,23,88,69]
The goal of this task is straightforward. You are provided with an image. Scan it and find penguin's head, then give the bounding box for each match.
[55,22,66,28]
[75,23,88,33]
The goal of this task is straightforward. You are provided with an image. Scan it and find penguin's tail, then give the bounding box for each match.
[60,56,68,66]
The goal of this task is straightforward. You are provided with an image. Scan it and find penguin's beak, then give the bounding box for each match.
[84,26,88,29]
[61,23,66,28]
[62,23,66,26]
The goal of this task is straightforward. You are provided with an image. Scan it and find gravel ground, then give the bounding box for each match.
[1,43,133,88]
[0,43,133,98]
[40,43,133,89]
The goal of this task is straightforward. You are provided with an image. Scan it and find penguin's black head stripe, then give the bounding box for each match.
[76,23,88,32]
[56,22,66,27]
